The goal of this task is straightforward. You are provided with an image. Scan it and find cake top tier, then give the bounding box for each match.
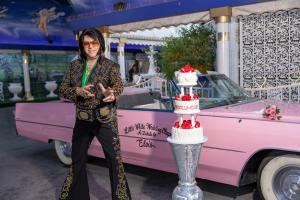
[176,64,198,86]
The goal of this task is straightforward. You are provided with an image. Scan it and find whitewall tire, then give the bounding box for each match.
[54,140,72,166]
[259,154,300,200]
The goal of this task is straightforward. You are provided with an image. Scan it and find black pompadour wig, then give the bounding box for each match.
[78,28,105,60]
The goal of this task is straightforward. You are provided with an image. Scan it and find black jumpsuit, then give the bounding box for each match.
[59,56,131,200]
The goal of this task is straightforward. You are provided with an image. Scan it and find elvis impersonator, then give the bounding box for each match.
[59,28,131,200]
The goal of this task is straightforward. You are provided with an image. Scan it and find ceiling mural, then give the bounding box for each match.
[0,0,274,49]
[70,0,176,15]
[0,0,76,48]
[0,0,177,49]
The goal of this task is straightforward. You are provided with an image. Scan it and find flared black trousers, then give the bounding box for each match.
[59,119,131,200]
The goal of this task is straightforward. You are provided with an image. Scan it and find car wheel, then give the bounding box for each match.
[258,154,300,200]
[54,140,72,166]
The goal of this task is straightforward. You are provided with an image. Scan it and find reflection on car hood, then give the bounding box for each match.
[202,100,300,124]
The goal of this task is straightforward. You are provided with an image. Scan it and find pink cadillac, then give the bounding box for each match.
[15,74,300,200]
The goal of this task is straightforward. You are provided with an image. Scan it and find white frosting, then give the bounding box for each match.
[176,71,197,86]
[169,67,206,144]
[174,100,200,114]
[171,127,204,144]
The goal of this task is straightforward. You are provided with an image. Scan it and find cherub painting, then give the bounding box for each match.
[36,7,56,43]
[0,6,8,18]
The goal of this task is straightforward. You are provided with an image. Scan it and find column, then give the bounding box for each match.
[21,50,34,101]
[98,26,111,59]
[210,7,232,78]
[117,38,127,80]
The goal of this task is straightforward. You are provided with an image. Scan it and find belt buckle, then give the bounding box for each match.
[77,108,93,121]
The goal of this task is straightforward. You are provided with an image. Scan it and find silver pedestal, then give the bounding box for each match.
[167,137,207,200]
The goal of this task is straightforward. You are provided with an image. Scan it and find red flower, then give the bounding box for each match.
[193,94,199,99]
[181,64,195,73]
[174,121,180,128]
[195,121,200,128]
[175,94,181,100]
[181,120,191,129]
[181,94,191,101]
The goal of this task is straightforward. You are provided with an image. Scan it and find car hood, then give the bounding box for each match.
[202,100,300,124]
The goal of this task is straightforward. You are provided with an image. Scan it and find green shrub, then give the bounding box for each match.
[160,24,216,80]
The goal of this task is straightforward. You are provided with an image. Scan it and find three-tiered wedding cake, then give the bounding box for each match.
[170,64,204,144]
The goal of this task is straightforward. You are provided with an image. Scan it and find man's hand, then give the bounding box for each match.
[76,84,95,98]
[98,83,115,102]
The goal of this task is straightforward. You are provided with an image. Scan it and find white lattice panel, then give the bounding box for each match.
[240,9,300,102]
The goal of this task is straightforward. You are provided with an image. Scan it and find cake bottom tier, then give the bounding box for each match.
[170,127,204,144]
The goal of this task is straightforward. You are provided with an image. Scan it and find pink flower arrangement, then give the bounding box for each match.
[262,105,282,120]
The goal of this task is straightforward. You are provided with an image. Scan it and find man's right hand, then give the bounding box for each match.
[76,84,95,98]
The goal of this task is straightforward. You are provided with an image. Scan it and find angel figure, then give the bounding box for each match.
[0,7,8,18]
[36,7,56,43]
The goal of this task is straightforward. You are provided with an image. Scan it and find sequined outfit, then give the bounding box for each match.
[59,56,131,200]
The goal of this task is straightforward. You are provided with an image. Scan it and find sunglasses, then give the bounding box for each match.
[83,40,100,48]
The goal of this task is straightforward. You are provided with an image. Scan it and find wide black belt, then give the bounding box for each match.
[76,104,116,123]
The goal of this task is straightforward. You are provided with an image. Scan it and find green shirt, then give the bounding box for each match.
[81,59,98,87]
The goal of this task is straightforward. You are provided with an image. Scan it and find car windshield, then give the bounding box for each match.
[172,74,257,109]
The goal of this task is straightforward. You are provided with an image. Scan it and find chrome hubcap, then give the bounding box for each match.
[273,166,300,200]
[58,141,71,157]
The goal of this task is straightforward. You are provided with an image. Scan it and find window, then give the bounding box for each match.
[117,87,173,111]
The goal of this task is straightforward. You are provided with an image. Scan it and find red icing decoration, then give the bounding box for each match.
[174,121,180,128]
[180,64,195,73]
[195,121,200,128]
[193,94,199,99]
[181,120,192,129]
[181,94,191,101]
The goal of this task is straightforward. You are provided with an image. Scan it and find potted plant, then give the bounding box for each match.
[160,24,216,80]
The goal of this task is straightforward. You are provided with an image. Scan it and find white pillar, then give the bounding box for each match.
[98,26,111,59]
[117,38,126,80]
[22,50,34,101]
[103,32,111,59]
[216,16,230,77]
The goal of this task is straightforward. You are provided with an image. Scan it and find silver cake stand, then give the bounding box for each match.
[167,137,208,200]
